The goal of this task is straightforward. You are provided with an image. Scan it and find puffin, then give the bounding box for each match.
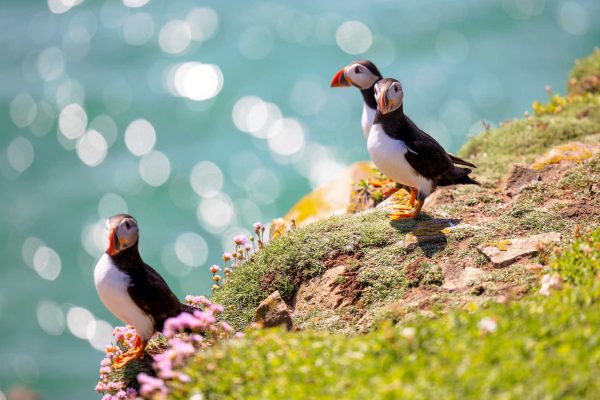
[331,61,476,169]
[368,78,479,219]
[94,214,196,368]
[331,60,382,138]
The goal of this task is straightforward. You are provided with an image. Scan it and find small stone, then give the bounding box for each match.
[502,163,540,194]
[477,232,561,268]
[442,265,485,290]
[254,291,293,330]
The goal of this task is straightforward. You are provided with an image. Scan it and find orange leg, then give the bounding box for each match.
[409,187,417,206]
[112,336,147,368]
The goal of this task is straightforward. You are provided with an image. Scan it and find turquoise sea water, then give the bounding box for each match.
[0,0,598,398]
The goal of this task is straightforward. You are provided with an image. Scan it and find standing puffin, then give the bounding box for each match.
[94,214,196,368]
[330,61,477,168]
[331,60,382,138]
[368,78,479,219]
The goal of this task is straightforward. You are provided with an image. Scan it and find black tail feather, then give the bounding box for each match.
[438,166,480,187]
[448,153,477,169]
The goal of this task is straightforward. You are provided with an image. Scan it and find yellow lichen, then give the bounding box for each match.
[485,240,513,251]
[532,142,598,170]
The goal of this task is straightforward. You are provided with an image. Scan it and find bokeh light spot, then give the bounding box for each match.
[59,103,88,140]
[36,300,65,336]
[10,93,37,128]
[6,137,35,173]
[190,161,223,198]
[139,150,171,187]
[168,62,224,101]
[159,20,192,54]
[76,130,108,167]
[175,232,208,267]
[22,237,46,269]
[66,306,95,339]
[186,8,219,42]
[124,118,156,156]
[36,46,65,81]
[335,21,372,55]
[556,1,589,35]
[267,118,306,156]
[123,0,149,8]
[98,193,128,219]
[197,193,235,233]
[122,12,154,45]
[33,246,61,281]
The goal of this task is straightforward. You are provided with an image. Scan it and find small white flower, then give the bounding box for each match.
[401,327,416,341]
[478,317,497,334]
[539,273,563,296]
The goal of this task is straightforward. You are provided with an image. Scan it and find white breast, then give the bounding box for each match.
[367,123,433,197]
[94,254,155,341]
[361,104,376,139]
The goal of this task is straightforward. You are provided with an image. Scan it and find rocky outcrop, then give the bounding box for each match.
[254,291,293,330]
[477,232,561,268]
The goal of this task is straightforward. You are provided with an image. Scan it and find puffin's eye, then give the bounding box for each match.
[393,85,399,93]
[125,221,131,229]
[355,66,362,74]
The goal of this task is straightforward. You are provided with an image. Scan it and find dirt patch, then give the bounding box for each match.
[293,264,364,315]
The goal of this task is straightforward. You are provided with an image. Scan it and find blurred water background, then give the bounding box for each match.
[0,0,598,398]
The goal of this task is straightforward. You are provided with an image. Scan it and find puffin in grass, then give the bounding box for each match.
[94,214,196,368]
[368,78,479,220]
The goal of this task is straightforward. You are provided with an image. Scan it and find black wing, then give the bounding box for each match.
[405,115,477,168]
[127,264,183,330]
[404,139,454,179]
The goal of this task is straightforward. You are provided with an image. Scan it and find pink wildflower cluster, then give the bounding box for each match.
[212,222,267,292]
[95,326,139,399]
[137,297,238,399]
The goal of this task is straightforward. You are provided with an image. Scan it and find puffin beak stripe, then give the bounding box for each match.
[379,92,389,113]
[331,68,350,87]
[107,228,120,256]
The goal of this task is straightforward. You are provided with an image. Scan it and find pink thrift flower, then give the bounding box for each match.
[222,252,233,261]
[233,234,247,245]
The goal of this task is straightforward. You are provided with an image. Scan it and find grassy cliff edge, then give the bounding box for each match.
[105,49,600,399]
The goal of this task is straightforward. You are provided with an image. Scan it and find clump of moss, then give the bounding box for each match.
[212,210,406,330]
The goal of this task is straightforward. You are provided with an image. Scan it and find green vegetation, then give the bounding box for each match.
[569,48,600,95]
[172,228,600,399]
[458,100,600,182]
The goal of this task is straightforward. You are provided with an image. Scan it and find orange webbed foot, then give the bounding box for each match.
[112,336,147,369]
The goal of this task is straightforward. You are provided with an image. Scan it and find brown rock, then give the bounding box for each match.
[477,232,561,268]
[254,291,293,330]
[294,265,361,312]
[502,163,540,193]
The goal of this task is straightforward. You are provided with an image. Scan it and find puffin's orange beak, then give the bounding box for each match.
[107,228,119,256]
[378,91,389,114]
[331,67,350,87]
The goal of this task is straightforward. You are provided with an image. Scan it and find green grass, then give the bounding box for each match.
[458,101,600,182]
[171,228,600,400]
[212,210,409,330]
